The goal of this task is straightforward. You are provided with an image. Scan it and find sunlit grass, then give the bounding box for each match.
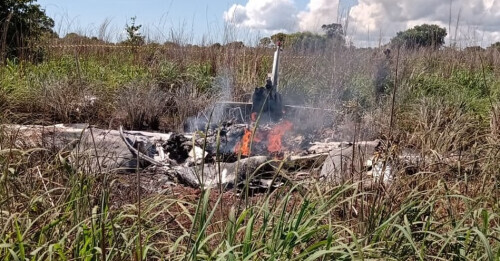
[1,43,500,260]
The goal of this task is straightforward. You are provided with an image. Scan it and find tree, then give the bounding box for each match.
[225,41,245,49]
[0,0,55,62]
[164,41,181,49]
[209,42,221,49]
[287,32,327,52]
[122,17,145,46]
[267,25,345,52]
[489,42,500,50]
[259,37,272,47]
[321,23,345,46]
[266,32,328,52]
[270,33,288,45]
[463,46,484,52]
[61,32,103,45]
[391,24,447,49]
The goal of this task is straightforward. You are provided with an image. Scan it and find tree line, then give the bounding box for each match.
[2,0,500,63]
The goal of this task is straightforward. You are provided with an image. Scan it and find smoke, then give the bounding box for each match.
[211,69,234,123]
[183,69,235,132]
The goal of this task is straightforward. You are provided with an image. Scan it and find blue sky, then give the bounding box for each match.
[37,0,230,42]
[38,0,304,42]
[37,0,356,44]
[36,0,500,47]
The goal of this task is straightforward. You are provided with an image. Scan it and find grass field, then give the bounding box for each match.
[1,42,500,260]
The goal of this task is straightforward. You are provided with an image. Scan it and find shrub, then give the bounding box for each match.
[185,62,215,93]
[154,60,182,89]
[116,82,171,130]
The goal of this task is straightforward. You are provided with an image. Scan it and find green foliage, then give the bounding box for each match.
[268,32,328,52]
[155,60,182,88]
[270,32,288,44]
[186,62,214,92]
[268,26,344,52]
[287,31,328,52]
[0,54,150,95]
[224,41,245,48]
[408,68,494,119]
[321,23,345,46]
[122,17,145,46]
[61,32,105,45]
[343,73,375,108]
[0,0,55,62]
[489,42,500,49]
[2,43,500,260]
[259,37,272,47]
[391,24,447,49]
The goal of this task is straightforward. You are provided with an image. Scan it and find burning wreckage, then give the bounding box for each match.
[113,43,406,190]
[5,44,418,192]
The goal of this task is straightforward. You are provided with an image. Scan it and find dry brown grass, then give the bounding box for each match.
[1,41,500,260]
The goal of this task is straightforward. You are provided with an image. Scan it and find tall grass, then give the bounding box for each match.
[1,40,500,259]
[1,134,499,260]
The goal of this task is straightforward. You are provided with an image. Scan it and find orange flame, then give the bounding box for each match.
[267,120,293,153]
[234,128,253,156]
[234,121,293,156]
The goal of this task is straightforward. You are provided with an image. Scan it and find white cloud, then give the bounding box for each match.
[224,4,249,25]
[223,0,298,32]
[348,0,500,47]
[298,0,340,32]
[223,0,500,47]
[222,0,342,34]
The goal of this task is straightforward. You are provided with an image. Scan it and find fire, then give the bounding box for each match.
[234,128,253,156]
[253,129,263,142]
[267,120,293,153]
[233,120,293,156]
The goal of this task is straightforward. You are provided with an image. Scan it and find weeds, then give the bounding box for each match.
[1,122,500,260]
[1,41,500,260]
[116,82,171,130]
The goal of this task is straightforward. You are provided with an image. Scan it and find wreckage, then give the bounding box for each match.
[5,123,399,192]
[2,44,420,192]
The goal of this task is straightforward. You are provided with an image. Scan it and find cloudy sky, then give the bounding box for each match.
[38,0,500,47]
[348,0,500,47]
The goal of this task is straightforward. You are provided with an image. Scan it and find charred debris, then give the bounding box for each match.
[112,43,417,192]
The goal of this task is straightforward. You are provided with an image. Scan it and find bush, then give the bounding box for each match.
[185,62,214,92]
[407,68,493,120]
[154,60,182,89]
[116,82,171,130]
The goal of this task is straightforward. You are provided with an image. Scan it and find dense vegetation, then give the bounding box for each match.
[1,1,500,260]
[0,0,56,62]
[1,38,500,260]
[391,24,448,49]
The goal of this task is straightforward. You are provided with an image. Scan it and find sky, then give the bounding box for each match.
[37,0,500,48]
